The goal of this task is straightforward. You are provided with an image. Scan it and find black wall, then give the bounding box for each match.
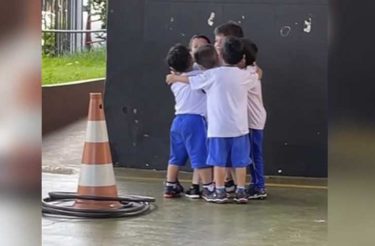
[105,0,328,177]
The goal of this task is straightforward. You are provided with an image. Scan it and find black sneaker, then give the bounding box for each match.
[185,185,201,199]
[234,189,249,204]
[201,187,215,202]
[225,179,237,198]
[176,180,184,193]
[202,189,228,204]
[164,182,184,198]
[213,189,229,204]
[247,185,267,200]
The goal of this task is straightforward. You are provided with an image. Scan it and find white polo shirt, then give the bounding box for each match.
[189,66,257,138]
[246,66,267,130]
[170,70,207,117]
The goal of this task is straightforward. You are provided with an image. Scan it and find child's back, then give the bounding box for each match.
[190,66,255,137]
[171,70,206,117]
[246,65,266,130]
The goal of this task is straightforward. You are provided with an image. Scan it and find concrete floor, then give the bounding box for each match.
[42,120,327,246]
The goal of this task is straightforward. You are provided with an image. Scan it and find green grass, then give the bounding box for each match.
[42,49,106,85]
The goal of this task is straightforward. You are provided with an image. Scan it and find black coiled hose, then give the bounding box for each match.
[42,192,156,218]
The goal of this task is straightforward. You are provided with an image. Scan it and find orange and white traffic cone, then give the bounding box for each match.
[74,92,122,209]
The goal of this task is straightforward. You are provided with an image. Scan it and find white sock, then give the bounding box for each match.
[203,182,214,192]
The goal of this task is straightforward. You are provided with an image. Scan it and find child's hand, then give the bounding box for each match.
[166,74,177,85]
[256,66,263,80]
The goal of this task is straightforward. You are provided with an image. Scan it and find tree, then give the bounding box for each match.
[85,0,107,50]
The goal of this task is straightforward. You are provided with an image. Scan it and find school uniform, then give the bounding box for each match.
[168,70,209,169]
[189,66,257,168]
[247,66,267,189]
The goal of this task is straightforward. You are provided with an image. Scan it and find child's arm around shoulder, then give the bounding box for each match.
[166,70,213,91]
[246,64,262,81]
[166,74,188,84]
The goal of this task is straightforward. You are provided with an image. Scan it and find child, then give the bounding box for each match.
[190,34,211,55]
[164,44,214,199]
[213,21,247,195]
[166,37,258,204]
[193,44,221,70]
[214,21,244,64]
[241,39,268,199]
[185,34,212,199]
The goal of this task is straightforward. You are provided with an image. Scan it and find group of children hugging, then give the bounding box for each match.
[163,21,267,204]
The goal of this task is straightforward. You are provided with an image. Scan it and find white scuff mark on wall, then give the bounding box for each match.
[238,20,242,24]
[180,33,186,37]
[295,22,298,25]
[242,15,246,19]
[280,26,291,37]
[304,16,312,33]
[170,17,174,22]
[207,12,215,26]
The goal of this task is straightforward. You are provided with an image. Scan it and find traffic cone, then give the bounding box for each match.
[74,92,122,209]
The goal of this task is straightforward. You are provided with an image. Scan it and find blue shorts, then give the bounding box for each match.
[207,135,251,168]
[168,114,209,169]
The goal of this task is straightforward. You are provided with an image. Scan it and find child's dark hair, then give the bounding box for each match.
[241,38,258,66]
[194,44,219,69]
[222,36,245,65]
[166,43,192,73]
[189,34,211,47]
[214,21,244,38]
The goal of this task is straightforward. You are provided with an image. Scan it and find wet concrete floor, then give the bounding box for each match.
[42,120,327,246]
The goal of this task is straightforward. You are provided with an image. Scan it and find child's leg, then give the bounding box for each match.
[185,115,211,198]
[224,168,237,196]
[234,167,249,203]
[249,130,257,186]
[197,167,213,184]
[235,167,247,188]
[197,167,214,196]
[250,129,265,189]
[165,116,188,198]
[192,169,200,184]
[167,164,179,182]
[230,135,251,203]
[224,168,232,181]
[164,164,185,198]
[185,168,208,199]
[185,168,201,199]
[224,168,237,182]
[247,129,267,199]
[205,137,229,203]
[214,167,226,187]
[234,167,249,204]
[230,168,237,182]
